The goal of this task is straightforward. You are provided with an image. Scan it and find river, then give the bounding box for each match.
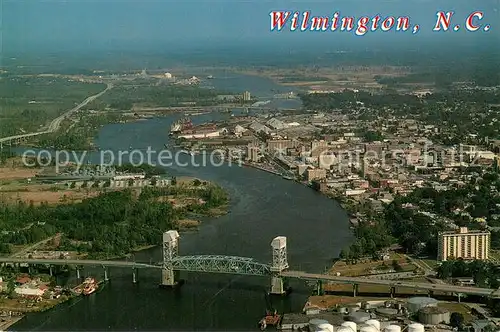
[11,73,352,331]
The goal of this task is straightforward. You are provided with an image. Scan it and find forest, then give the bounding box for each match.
[0,76,105,137]
[0,183,228,258]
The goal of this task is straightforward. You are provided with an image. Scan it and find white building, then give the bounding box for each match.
[15,286,45,297]
[178,131,220,139]
[113,174,145,181]
[266,118,287,130]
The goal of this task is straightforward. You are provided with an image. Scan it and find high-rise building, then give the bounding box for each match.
[437,227,490,261]
[243,91,251,101]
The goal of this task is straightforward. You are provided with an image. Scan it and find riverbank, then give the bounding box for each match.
[0,315,24,331]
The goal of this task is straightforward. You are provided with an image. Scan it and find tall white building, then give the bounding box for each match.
[438,227,490,261]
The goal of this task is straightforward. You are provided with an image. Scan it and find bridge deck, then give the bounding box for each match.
[0,258,160,269]
[282,271,500,298]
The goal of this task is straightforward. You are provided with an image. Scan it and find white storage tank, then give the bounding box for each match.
[337,327,353,332]
[418,306,450,325]
[360,325,378,332]
[407,297,438,313]
[384,325,402,332]
[309,319,330,332]
[318,323,334,332]
[341,321,357,332]
[348,311,371,324]
[365,319,381,331]
[408,323,425,332]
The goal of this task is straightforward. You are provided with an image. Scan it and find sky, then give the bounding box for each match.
[2,0,499,53]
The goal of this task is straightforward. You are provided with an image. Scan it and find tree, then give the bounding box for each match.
[339,248,349,260]
[450,312,464,329]
[7,280,15,298]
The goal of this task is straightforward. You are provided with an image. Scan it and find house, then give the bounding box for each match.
[16,275,31,285]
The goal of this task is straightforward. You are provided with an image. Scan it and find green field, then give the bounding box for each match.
[0,76,105,137]
[85,82,225,110]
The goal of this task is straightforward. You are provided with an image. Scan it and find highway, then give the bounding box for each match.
[0,83,113,144]
[281,271,500,298]
[0,257,160,269]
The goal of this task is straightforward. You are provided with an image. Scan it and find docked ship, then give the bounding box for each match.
[82,277,98,296]
[170,117,192,135]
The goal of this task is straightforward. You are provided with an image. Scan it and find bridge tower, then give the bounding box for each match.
[161,230,180,287]
[269,236,289,295]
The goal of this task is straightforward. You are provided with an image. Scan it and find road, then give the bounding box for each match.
[0,83,113,144]
[10,234,61,258]
[281,271,500,298]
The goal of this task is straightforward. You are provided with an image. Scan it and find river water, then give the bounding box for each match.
[12,73,352,331]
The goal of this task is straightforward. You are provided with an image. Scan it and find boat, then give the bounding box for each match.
[207,75,214,79]
[282,175,294,180]
[258,310,281,330]
[82,277,98,296]
[170,117,192,135]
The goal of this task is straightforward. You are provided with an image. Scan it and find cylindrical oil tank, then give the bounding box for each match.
[348,311,371,324]
[342,321,357,332]
[318,323,334,332]
[376,307,399,317]
[310,319,330,332]
[365,319,381,331]
[408,323,425,332]
[360,325,378,332]
[337,327,353,332]
[407,297,438,313]
[418,306,450,325]
[384,325,402,332]
[339,307,349,314]
[347,305,360,313]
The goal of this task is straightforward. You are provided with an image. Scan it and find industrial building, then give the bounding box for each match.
[242,91,251,101]
[437,227,490,261]
[247,145,260,162]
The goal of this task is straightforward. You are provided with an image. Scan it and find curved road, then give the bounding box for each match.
[0,83,113,143]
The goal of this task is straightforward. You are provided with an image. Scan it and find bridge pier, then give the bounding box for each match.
[132,268,137,283]
[390,286,396,298]
[270,276,285,295]
[269,236,289,295]
[103,267,109,281]
[76,267,81,279]
[49,266,53,277]
[161,230,180,288]
[352,284,359,297]
[315,280,323,296]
